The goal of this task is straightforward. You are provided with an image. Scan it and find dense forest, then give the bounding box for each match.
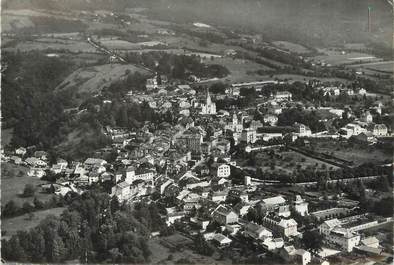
[125,51,230,80]
[1,51,76,148]
[1,50,161,159]
[1,190,169,263]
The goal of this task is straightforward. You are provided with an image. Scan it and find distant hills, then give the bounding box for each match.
[2,0,393,47]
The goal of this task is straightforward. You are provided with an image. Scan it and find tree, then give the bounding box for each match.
[110,196,120,214]
[34,197,45,209]
[23,184,36,197]
[49,234,67,262]
[2,200,20,217]
[194,233,214,256]
[22,202,34,214]
[301,230,323,254]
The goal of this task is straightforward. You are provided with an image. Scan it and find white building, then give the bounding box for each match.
[319,219,361,252]
[217,164,231,178]
[274,91,292,101]
[25,157,47,168]
[360,111,373,123]
[263,114,278,126]
[371,124,388,136]
[294,123,312,137]
[241,128,257,144]
[280,246,311,265]
[212,233,232,246]
[339,123,367,138]
[244,222,273,240]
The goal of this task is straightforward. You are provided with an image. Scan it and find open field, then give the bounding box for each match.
[312,141,392,166]
[205,57,272,83]
[148,233,224,265]
[312,49,380,66]
[1,163,52,206]
[56,63,149,97]
[249,74,350,84]
[272,41,311,54]
[3,38,97,53]
[240,149,339,175]
[100,38,166,50]
[1,207,66,240]
[348,60,394,74]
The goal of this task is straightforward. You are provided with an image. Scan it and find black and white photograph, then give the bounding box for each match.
[1,0,393,264]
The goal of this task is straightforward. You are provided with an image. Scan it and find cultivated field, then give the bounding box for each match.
[348,60,394,74]
[313,141,392,166]
[100,38,167,50]
[148,233,223,265]
[205,57,271,83]
[1,207,66,240]
[3,38,97,53]
[272,41,311,54]
[241,149,339,175]
[312,49,379,66]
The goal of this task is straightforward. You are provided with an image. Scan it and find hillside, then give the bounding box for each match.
[55,63,149,102]
[2,0,393,46]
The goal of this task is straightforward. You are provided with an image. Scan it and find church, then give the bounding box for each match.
[200,89,216,115]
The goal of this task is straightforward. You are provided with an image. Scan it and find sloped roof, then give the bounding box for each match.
[262,196,286,205]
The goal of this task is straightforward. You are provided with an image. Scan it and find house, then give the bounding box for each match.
[34,151,48,161]
[228,189,249,203]
[351,132,377,144]
[261,237,284,251]
[274,91,292,101]
[294,123,312,137]
[263,114,278,126]
[15,147,27,156]
[234,202,253,217]
[27,167,46,178]
[244,222,273,240]
[182,193,201,212]
[211,163,231,178]
[241,128,257,144]
[371,124,388,137]
[360,111,373,123]
[260,196,286,212]
[166,211,186,226]
[212,233,232,247]
[211,205,238,225]
[190,217,210,230]
[84,158,107,169]
[146,76,158,90]
[339,123,366,138]
[319,219,361,252]
[210,190,228,202]
[225,224,241,235]
[280,246,311,265]
[262,216,298,237]
[278,205,291,217]
[111,182,131,202]
[25,157,47,168]
[10,156,22,165]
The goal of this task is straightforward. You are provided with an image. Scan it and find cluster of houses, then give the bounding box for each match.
[2,74,392,265]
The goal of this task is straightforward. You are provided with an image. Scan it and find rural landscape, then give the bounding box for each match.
[1,0,393,264]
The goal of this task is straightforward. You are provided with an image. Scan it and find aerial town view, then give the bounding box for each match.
[0,0,393,264]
